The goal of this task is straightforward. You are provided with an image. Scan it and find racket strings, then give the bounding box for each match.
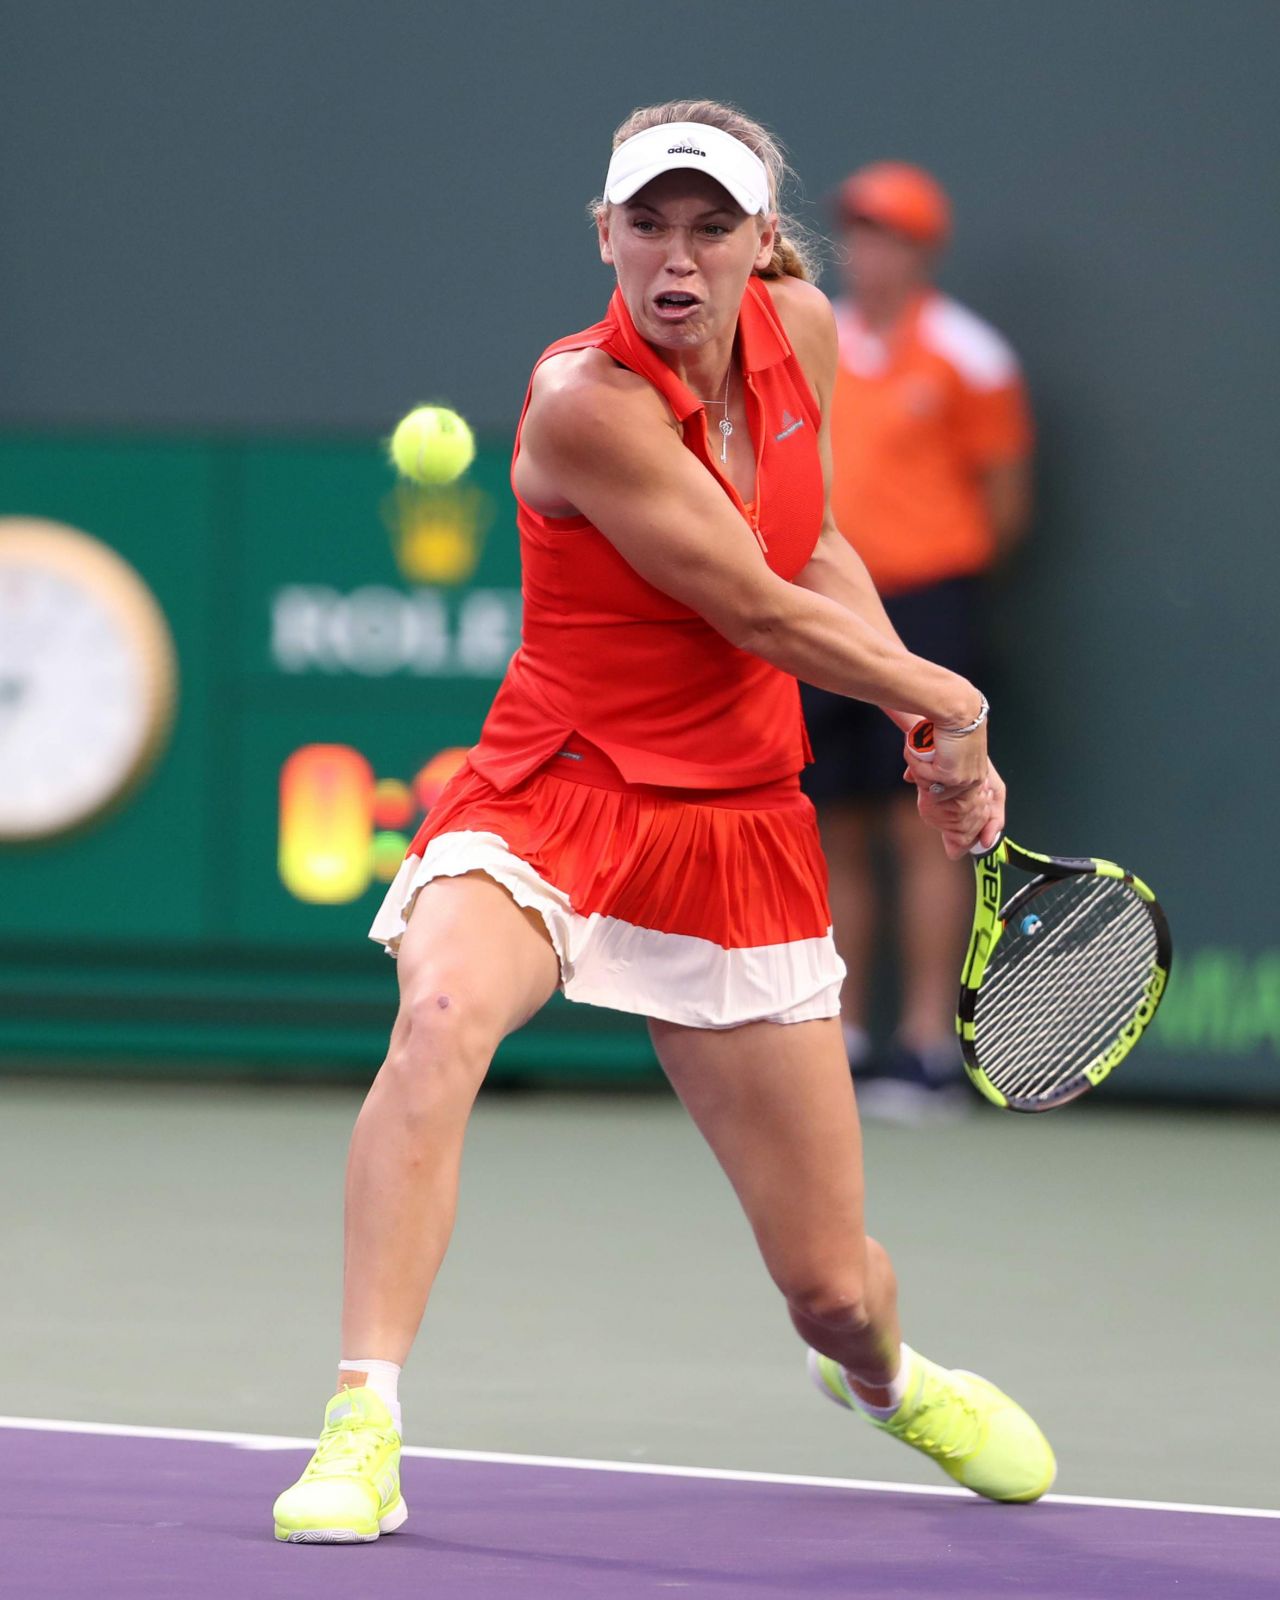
[979,893,1154,1068]
[984,924,1154,1101]
[977,897,1148,1070]
[979,884,1149,1036]
[981,923,1151,1059]
[982,971,1153,1101]
[977,898,1156,1099]
[972,878,1158,1100]
[980,883,1121,1010]
[980,877,1149,1014]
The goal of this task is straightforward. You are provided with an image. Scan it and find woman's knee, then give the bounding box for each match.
[382,976,504,1102]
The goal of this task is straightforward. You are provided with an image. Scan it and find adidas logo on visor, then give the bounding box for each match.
[604,122,771,217]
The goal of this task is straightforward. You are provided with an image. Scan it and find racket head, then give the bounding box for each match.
[958,838,1173,1112]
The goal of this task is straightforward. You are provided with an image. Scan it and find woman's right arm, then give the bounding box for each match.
[520,352,989,794]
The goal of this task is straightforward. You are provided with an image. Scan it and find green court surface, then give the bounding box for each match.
[2,1077,1273,1511]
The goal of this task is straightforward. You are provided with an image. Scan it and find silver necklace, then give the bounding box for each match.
[697,365,733,464]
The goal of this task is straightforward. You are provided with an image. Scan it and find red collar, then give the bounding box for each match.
[603,277,793,422]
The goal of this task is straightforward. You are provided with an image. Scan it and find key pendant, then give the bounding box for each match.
[719,417,733,464]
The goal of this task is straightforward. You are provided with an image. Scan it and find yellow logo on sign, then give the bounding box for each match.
[279,743,470,904]
[382,482,495,587]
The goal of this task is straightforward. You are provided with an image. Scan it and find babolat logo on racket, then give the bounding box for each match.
[1083,964,1169,1085]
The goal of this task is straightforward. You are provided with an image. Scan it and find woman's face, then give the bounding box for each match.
[599,169,777,352]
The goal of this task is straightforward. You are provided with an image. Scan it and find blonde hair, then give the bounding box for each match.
[593,98,820,283]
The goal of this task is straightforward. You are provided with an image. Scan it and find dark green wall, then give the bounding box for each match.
[1,3,1276,1094]
[3,2,1274,434]
[0,435,654,1082]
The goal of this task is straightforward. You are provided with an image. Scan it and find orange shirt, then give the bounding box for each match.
[829,290,1032,595]
[469,277,824,794]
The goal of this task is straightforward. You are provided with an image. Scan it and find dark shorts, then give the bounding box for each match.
[800,576,984,804]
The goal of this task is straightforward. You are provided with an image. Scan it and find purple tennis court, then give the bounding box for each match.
[7,1421,1277,1600]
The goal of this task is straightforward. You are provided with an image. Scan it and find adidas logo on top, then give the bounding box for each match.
[775,410,805,442]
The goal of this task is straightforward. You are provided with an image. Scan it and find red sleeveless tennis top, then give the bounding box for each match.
[469,276,825,793]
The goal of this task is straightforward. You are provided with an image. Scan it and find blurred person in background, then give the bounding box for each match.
[800,162,1033,1120]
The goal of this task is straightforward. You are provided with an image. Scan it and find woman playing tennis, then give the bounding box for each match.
[273,98,1054,1544]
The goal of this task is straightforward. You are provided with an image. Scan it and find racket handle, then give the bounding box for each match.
[907,718,935,756]
[911,718,1002,857]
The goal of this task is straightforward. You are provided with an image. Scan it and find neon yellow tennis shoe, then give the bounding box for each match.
[807,1347,1056,1503]
[272,1387,407,1543]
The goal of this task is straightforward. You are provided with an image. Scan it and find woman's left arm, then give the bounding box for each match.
[772,279,917,734]
[771,277,1006,855]
[796,533,921,733]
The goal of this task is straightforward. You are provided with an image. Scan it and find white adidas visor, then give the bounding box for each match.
[604,122,771,216]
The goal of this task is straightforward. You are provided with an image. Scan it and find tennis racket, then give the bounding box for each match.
[957,836,1172,1112]
[904,719,1173,1112]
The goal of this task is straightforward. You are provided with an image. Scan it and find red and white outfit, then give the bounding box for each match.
[370,278,845,1028]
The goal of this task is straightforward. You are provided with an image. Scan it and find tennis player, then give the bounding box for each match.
[273,98,1055,1544]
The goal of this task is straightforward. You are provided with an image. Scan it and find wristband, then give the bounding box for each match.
[937,693,989,738]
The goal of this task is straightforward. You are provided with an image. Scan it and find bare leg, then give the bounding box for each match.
[650,1014,901,1398]
[338,872,560,1387]
[887,793,972,1053]
[812,801,878,1035]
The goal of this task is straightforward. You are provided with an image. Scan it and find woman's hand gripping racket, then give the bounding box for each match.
[907,720,1173,1112]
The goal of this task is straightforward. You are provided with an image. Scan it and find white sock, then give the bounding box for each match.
[338,1358,403,1434]
[843,1343,919,1421]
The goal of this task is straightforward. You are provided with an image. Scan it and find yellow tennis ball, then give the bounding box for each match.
[389,405,476,485]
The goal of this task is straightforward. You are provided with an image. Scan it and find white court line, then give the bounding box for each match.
[2,1414,1277,1522]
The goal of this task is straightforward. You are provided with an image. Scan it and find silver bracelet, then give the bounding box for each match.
[937,693,990,738]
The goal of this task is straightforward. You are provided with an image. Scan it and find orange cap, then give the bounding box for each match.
[838,162,951,248]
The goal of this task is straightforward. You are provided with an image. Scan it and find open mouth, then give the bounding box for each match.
[654,292,701,316]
